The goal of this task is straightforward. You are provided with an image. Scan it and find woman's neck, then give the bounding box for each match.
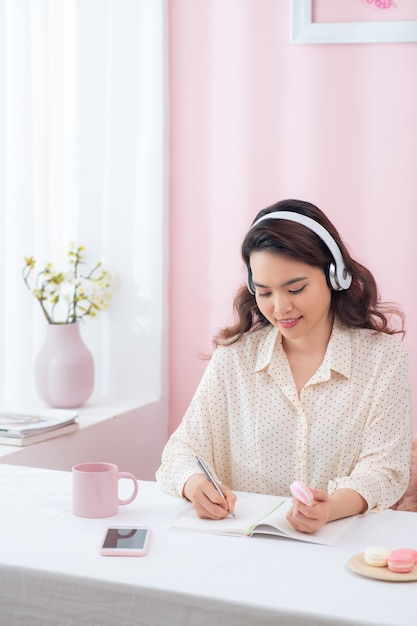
[282,316,333,394]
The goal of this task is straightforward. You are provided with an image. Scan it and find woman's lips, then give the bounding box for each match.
[278,316,301,329]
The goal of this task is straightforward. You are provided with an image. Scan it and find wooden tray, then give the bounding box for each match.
[347,553,417,582]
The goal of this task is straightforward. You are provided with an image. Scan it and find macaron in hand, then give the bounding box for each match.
[290,480,314,506]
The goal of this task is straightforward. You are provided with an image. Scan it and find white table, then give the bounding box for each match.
[0,464,415,626]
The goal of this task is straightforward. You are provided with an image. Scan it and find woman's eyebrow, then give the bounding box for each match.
[253,276,308,289]
[282,276,308,287]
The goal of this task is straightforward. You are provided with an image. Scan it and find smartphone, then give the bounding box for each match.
[99,526,151,556]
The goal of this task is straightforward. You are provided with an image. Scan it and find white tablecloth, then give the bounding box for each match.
[0,464,415,626]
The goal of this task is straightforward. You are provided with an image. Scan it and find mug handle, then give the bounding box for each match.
[117,472,139,506]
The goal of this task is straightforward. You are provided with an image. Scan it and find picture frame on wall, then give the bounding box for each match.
[291,0,417,44]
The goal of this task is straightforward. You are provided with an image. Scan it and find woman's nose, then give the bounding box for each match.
[273,293,292,315]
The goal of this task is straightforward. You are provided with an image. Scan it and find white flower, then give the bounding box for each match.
[23,245,115,324]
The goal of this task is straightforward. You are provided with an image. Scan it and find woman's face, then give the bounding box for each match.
[249,251,332,343]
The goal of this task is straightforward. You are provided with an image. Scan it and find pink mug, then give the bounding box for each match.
[72,462,138,518]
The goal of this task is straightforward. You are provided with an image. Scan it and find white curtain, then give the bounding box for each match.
[0,0,168,408]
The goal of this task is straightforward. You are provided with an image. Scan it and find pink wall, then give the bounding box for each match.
[168,0,417,434]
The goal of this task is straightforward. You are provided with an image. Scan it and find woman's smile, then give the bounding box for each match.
[278,316,302,329]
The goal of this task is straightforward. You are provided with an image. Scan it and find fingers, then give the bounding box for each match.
[287,488,330,533]
[308,487,329,504]
[196,481,234,519]
[221,484,237,517]
[286,504,321,533]
[183,474,236,519]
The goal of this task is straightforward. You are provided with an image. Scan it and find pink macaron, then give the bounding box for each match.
[290,480,313,506]
[387,548,417,574]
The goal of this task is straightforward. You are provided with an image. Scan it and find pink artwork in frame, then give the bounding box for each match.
[291,0,417,43]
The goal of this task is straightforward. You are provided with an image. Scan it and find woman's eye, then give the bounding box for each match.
[289,285,306,294]
[257,291,271,298]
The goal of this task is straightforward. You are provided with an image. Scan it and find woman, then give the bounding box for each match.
[156,199,412,533]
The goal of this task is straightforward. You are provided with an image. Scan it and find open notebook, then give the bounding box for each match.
[172,491,356,546]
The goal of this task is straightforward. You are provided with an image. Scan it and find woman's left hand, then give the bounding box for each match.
[286,487,330,533]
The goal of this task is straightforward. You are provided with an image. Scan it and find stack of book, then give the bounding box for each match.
[0,408,79,447]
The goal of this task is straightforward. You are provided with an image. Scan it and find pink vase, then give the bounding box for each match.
[35,323,95,408]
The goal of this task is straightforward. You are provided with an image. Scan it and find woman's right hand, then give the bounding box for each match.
[183,473,236,519]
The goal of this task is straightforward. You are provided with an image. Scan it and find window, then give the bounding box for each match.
[0,0,168,408]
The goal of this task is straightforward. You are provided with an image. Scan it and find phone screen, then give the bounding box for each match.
[103,527,148,549]
[100,526,151,556]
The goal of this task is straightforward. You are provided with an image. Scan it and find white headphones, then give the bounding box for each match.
[246,210,352,294]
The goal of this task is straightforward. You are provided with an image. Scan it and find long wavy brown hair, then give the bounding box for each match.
[214,199,405,347]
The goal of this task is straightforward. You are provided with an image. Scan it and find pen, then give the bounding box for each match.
[195,455,235,518]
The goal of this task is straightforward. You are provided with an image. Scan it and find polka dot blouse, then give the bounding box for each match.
[156,319,412,512]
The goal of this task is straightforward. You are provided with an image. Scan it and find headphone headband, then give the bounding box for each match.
[247,210,352,293]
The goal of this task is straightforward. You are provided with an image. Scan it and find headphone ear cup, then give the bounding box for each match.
[247,267,255,295]
[326,262,341,291]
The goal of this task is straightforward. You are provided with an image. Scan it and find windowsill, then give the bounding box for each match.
[72,395,152,428]
[0,394,157,458]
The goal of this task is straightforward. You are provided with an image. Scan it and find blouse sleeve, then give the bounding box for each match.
[155,357,219,498]
[328,341,413,512]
